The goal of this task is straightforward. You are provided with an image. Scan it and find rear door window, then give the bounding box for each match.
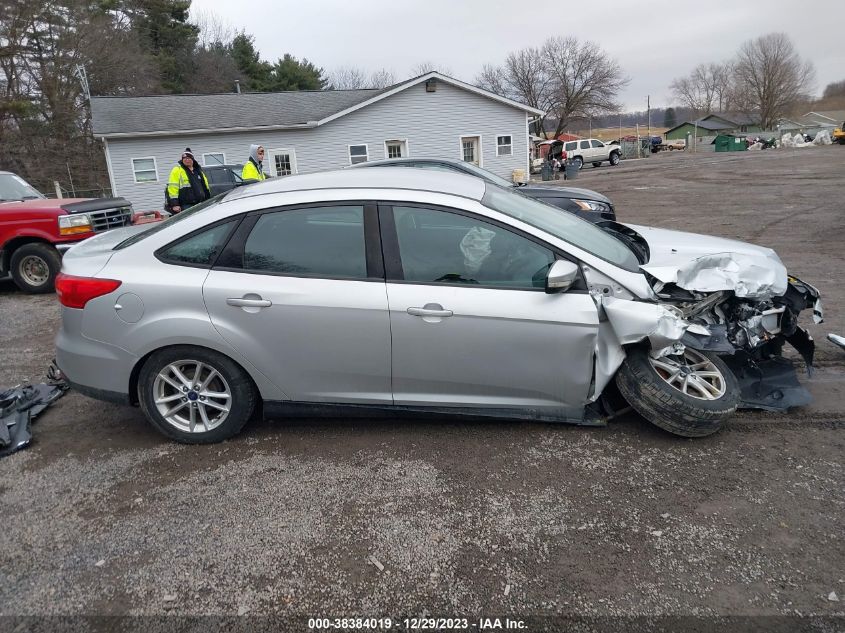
[242,206,368,279]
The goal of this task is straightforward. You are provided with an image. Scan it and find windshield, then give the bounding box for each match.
[458,162,516,188]
[482,185,641,272]
[0,173,45,201]
[113,193,227,250]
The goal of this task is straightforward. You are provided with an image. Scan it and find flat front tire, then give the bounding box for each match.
[609,152,620,166]
[615,346,740,437]
[138,346,256,443]
[10,243,61,293]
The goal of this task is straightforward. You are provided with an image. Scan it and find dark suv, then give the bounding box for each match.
[353,157,615,221]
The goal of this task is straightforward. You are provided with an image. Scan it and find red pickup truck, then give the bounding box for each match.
[0,171,156,293]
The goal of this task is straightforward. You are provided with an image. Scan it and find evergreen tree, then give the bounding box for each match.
[129,0,199,93]
[268,54,328,91]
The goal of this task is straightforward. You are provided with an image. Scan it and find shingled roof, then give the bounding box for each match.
[90,72,545,139]
[90,88,382,137]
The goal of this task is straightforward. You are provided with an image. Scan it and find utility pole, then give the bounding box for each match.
[647,95,651,145]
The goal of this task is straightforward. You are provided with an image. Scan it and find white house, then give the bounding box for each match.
[90,72,543,211]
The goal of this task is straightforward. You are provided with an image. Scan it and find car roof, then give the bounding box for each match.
[359,157,464,167]
[224,167,487,202]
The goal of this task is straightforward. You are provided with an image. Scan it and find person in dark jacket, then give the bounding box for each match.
[166,148,211,213]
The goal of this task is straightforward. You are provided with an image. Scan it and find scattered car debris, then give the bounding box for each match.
[828,333,845,352]
[368,555,385,572]
[828,591,839,602]
[504,584,511,596]
[1,381,67,458]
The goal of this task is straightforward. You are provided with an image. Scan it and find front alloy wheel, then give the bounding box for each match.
[648,348,727,401]
[614,345,740,438]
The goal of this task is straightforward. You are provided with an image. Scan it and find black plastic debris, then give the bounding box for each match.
[0,381,67,458]
[724,356,812,412]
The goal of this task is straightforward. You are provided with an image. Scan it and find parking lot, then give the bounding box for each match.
[1,148,843,628]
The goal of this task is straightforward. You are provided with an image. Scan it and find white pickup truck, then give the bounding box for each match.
[561,138,622,169]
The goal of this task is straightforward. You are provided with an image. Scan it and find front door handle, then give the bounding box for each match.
[227,297,272,308]
[407,305,453,318]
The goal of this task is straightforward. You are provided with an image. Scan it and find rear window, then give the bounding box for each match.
[113,193,226,250]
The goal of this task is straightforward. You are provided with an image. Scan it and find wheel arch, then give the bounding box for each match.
[128,343,266,407]
[1,236,55,273]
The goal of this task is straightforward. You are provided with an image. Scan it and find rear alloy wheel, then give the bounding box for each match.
[572,156,584,169]
[609,151,621,166]
[138,346,256,443]
[615,346,740,437]
[10,243,61,294]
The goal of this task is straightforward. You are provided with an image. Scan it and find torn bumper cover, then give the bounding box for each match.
[0,383,67,458]
[643,259,822,411]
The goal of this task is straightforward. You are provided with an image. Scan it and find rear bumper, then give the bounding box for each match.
[55,308,136,404]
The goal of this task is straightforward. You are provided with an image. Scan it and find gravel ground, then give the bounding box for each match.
[0,148,843,631]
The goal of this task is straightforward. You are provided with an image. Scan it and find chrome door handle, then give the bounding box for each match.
[407,306,453,318]
[227,297,272,308]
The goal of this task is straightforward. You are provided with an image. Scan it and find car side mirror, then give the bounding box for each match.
[546,260,580,293]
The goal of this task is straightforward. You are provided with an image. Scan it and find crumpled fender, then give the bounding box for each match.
[601,297,702,358]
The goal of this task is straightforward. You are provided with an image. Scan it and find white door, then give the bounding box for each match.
[267,149,297,177]
[460,136,480,165]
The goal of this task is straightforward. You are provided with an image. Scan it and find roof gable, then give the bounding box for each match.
[91,72,544,139]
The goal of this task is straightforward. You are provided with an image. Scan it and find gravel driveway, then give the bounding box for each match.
[1,148,843,632]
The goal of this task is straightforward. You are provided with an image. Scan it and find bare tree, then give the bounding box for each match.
[669,62,732,114]
[731,33,815,130]
[411,61,452,77]
[369,68,395,89]
[475,38,626,137]
[541,37,628,137]
[327,66,368,90]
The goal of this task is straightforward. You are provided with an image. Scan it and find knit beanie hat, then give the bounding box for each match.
[181,148,195,160]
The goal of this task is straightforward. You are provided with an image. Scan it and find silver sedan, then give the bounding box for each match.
[55,169,821,442]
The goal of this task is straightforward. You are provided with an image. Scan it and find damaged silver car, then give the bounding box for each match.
[55,169,821,442]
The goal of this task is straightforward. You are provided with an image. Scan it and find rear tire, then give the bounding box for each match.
[10,243,61,294]
[615,346,740,438]
[138,346,256,444]
[572,156,583,169]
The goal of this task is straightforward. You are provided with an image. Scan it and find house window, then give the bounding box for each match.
[203,152,226,166]
[274,153,293,176]
[496,135,513,156]
[386,142,402,158]
[385,140,408,159]
[349,144,369,165]
[132,157,158,183]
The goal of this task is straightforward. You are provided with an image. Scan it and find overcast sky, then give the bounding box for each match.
[193,0,842,112]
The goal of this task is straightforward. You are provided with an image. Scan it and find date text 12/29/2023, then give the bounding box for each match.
[307,617,527,630]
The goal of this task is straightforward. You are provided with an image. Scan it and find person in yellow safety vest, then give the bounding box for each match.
[167,148,211,213]
[241,145,267,181]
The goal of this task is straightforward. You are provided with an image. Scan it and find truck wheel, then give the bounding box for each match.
[609,151,620,166]
[10,243,62,294]
[615,346,740,438]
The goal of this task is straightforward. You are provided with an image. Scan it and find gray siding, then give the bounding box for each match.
[105,81,531,211]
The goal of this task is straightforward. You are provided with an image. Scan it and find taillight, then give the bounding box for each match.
[55,273,122,309]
